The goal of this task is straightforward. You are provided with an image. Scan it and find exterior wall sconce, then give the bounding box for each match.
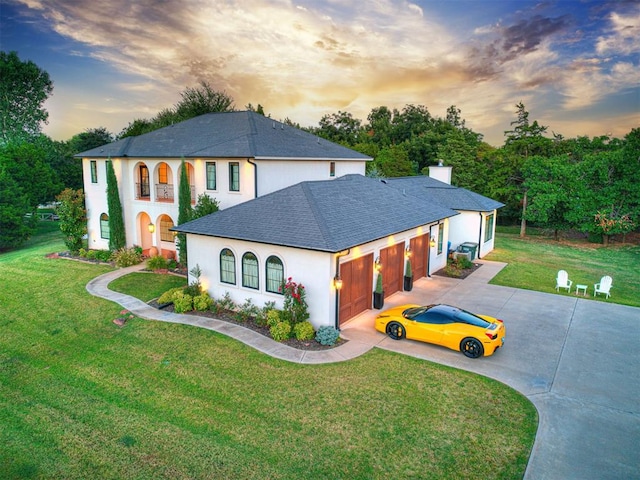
[430,237,436,248]
[334,275,343,290]
[405,246,412,258]
[374,256,382,272]
[148,223,155,233]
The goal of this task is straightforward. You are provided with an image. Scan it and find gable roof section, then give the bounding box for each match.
[75,111,371,161]
[384,176,504,212]
[174,174,458,253]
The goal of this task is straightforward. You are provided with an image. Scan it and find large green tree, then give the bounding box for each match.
[119,82,234,138]
[0,165,35,251]
[0,140,60,207]
[502,102,552,236]
[106,159,126,250]
[0,51,53,143]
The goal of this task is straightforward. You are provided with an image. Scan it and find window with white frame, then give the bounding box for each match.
[229,162,240,192]
[484,214,494,242]
[220,249,236,284]
[90,161,98,183]
[206,162,216,190]
[100,213,109,239]
[266,256,284,294]
[242,252,259,289]
[437,224,444,255]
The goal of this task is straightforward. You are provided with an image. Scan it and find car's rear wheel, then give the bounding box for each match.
[460,337,484,358]
[386,322,405,340]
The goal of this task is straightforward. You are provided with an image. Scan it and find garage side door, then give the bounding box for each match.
[380,242,404,296]
[410,234,428,279]
[339,253,373,325]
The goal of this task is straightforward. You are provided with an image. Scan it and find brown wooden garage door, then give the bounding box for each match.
[339,253,373,325]
[380,242,404,296]
[410,234,428,279]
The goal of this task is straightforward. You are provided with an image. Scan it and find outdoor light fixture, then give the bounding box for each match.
[148,223,155,233]
[374,256,382,271]
[405,246,412,258]
[430,237,436,248]
[334,275,343,290]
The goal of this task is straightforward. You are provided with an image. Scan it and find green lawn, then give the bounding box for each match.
[0,223,536,479]
[485,231,640,307]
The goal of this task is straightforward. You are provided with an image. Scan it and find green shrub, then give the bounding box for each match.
[255,301,277,326]
[293,321,315,341]
[270,321,292,342]
[265,309,282,328]
[315,326,340,346]
[111,247,144,267]
[147,255,168,271]
[183,281,202,298]
[193,293,213,312]
[173,292,193,313]
[158,287,184,305]
[218,292,236,312]
[235,298,260,323]
[78,248,88,258]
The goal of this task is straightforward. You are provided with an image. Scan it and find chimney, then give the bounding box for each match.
[428,159,452,184]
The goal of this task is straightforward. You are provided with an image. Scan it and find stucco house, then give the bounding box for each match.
[174,174,459,329]
[76,111,370,257]
[77,111,503,329]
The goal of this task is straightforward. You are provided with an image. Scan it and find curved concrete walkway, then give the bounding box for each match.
[87,261,640,480]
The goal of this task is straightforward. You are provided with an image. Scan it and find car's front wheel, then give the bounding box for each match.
[386,322,405,340]
[460,337,484,358]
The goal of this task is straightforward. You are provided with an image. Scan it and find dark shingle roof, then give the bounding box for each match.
[174,174,458,253]
[385,176,504,212]
[75,111,371,161]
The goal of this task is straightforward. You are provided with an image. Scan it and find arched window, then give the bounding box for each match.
[266,256,284,294]
[242,252,259,289]
[100,213,110,239]
[220,249,236,284]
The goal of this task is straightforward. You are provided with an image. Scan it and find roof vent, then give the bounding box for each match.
[317,137,320,144]
[272,122,276,129]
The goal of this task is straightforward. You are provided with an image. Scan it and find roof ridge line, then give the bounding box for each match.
[300,182,334,251]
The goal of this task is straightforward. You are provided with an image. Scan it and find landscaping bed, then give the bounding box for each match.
[148,299,345,351]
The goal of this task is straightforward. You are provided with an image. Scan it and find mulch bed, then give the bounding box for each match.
[433,262,482,280]
[148,300,344,351]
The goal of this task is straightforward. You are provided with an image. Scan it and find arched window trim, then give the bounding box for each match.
[242,252,259,290]
[220,248,236,285]
[265,255,284,294]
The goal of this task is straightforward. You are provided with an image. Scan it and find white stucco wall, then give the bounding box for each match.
[448,210,498,259]
[185,219,448,330]
[255,159,366,196]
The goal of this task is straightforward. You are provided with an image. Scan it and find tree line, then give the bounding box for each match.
[1,50,638,251]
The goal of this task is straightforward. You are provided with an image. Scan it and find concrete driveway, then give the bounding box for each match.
[340,261,640,480]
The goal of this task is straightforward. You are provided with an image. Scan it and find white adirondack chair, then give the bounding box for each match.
[555,270,572,292]
[594,276,613,299]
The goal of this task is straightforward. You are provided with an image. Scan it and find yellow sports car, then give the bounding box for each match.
[375,304,506,358]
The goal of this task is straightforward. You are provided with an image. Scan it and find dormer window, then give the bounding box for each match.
[330,161,336,177]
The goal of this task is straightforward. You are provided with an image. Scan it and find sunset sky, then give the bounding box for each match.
[2,0,638,146]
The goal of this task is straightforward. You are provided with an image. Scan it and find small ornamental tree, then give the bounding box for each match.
[594,209,635,246]
[56,188,87,253]
[106,159,125,250]
[177,158,193,265]
[280,277,309,326]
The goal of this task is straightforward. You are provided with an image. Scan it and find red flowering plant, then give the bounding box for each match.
[280,277,310,326]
